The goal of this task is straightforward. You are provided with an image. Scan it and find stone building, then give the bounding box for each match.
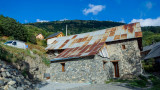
[45,23,143,83]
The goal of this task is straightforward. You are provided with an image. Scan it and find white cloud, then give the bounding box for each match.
[83,4,105,15]
[36,19,49,22]
[119,18,125,23]
[130,17,160,26]
[60,18,69,21]
[24,20,28,23]
[146,1,152,9]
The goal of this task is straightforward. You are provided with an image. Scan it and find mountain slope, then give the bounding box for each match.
[26,20,125,35]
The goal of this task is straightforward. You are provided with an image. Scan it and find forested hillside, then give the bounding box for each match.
[26,20,125,35]
[0,15,52,44]
[0,15,28,41]
[142,26,160,46]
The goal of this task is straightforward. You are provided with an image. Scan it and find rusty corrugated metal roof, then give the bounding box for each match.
[48,22,142,61]
[46,22,142,50]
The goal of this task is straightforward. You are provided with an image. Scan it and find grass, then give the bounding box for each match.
[106,75,149,88]
[32,49,45,56]
[0,42,50,66]
[106,74,160,89]
[148,75,160,90]
[42,57,50,66]
[0,43,25,62]
[128,79,147,88]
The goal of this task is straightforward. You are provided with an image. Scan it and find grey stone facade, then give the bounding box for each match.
[48,39,142,83]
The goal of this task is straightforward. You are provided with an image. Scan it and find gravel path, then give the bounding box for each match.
[38,80,141,90]
[38,80,90,90]
[69,83,141,90]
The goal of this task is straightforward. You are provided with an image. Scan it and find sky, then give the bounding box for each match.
[0,0,160,26]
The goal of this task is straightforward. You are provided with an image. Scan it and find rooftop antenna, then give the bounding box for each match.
[66,24,68,36]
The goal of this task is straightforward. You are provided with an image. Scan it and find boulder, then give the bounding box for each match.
[0,79,4,86]
[8,81,16,85]
[1,72,7,77]
[8,85,16,90]
[6,72,11,77]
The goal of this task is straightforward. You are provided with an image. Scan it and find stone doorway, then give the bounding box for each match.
[112,62,119,77]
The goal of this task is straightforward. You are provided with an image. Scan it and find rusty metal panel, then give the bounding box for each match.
[135,32,142,37]
[59,39,70,49]
[128,23,134,33]
[121,34,127,39]
[71,35,77,39]
[114,35,120,40]
[109,28,116,36]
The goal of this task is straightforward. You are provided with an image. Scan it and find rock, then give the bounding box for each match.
[3,85,9,90]
[0,79,4,86]
[0,60,35,89]
[0,77,3,79]
[1,68,5,72]
[8,85,16,90]
[6,72,11,77]
[8,81,16,85]
[1,72,7,77]
[17,87,24,90]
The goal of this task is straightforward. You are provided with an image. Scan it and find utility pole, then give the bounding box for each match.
[66,24,67,36]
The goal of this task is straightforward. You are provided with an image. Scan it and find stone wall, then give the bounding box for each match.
[13,54,48,80]
[48,39,142,83]
[48,56,112,84]
[106,39,142,77]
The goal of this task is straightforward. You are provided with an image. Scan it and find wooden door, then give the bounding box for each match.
[113,62,119,77]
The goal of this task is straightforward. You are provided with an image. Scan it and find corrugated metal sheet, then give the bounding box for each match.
[144,45,160,60]
[46,23,142,50]
[52,42,104,61]
[47,23,142,61]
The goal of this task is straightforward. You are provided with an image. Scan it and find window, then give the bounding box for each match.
[61,63,65,72]
[103,61,107,70]
[12,42,17,45]
[122,45,126,49]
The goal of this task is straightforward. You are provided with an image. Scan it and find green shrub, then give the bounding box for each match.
[42,57,50,66]
[142,59,155,72]
[129,80,147,88]
[138,75,148,82]
[25,49,31,56]
[149,75,160,90]
[36,39,47,47]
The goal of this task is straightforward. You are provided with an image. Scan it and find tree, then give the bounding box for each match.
[0,15,28,41]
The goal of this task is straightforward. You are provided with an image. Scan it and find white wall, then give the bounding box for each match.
[47,38,57,45]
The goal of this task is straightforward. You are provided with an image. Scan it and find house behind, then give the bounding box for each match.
[142,42,160,71]
[45,22,143,83]
[45,32,64,46]
[36,33,44,40]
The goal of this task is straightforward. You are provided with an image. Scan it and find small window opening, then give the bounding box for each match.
[122,45,126,49]
[61,63,65,72]
[103,61,107,70]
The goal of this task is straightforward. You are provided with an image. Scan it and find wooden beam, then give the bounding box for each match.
[110,60,120,62]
